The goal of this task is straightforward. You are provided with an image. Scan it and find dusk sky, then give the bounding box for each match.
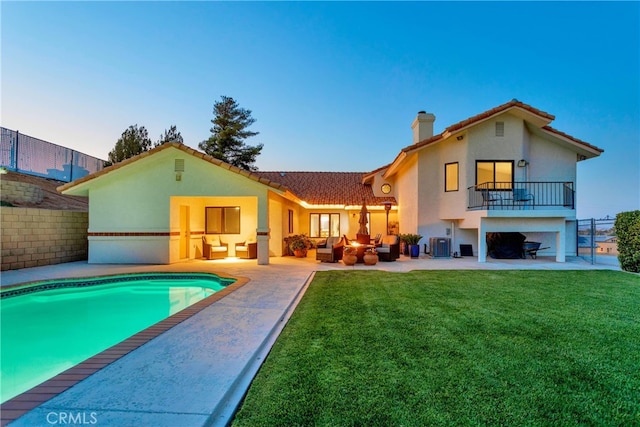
[2,1,638,219]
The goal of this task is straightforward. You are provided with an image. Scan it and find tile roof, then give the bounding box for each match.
[58,143,288,194]
[254,171,395,206]
[444,99,554,134]
[394,99,602,159]
[542,125,604,153]
[58,100,601,207]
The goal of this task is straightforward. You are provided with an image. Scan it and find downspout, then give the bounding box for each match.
[451,221,455,257]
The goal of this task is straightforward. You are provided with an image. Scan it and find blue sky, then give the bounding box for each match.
[2,1,638,219]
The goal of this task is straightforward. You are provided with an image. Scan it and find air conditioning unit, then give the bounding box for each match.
[430,237,451,258]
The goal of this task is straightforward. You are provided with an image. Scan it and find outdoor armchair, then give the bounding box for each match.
[202,235,228,260]
[512,188,535,208]
[235,237,257,259]
[481,188,503,209]
[316,236,344,263]
[377,235,400,261]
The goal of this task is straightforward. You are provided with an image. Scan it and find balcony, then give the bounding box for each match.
[467,182,575,210]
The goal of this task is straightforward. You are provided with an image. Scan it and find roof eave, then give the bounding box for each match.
[541,126,604,159]
[58,143,289,195]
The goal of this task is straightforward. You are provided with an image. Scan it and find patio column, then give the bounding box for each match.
[556,229,566,263]
[256,193,270,265]
[478,222,487,263]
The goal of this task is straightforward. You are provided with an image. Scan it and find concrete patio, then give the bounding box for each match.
[1,254,621,426]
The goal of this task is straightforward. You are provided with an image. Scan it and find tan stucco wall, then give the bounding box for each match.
[396,155,419,235]
[1,207,88,270]
[170,195,259,260]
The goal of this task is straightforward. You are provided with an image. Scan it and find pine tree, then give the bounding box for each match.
[198,96,263,171]
[107,124,152,165]
[155,125,184,146]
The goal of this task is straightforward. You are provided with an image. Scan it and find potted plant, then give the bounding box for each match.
[288,234,313,258]
[342,246,358,266]
[403,233,423,258]
[363,247,378,265]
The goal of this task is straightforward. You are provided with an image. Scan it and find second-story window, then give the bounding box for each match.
[476,161,513,190]
[445,162,459,192]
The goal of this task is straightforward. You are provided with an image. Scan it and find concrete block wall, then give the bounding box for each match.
[1,180,44,204]
[1,207,88,271]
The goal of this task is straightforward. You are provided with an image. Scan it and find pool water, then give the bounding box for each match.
[0,273,232,403]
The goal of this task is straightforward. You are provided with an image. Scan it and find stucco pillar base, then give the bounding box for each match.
[556,230,566,262]
[478,223,487,263]
[257,228,270,265]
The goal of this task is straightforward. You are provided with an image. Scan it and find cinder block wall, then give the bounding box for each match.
[1,207,88,271]
[0,180,43,204]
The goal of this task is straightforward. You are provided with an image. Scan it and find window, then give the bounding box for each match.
[495,122,505,137]
[288,209,294,234]
[445,162,459,192]
[205,207,240,234]
[476,161,513,190]
[309,213,340,238]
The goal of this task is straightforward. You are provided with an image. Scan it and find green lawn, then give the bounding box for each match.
[232,270,640,426]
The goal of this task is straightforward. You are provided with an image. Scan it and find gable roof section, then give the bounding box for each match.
[58,143,288,196]
[541,125,604,156]
[58,143,394,207]
[362,162,392,185]
[384,99,603,178]
[254,171,395,207]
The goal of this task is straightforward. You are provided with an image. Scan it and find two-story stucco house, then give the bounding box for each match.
[59,99,603,265]
[365,99,603,262]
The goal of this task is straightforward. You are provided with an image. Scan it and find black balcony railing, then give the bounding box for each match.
[467,181,575,210]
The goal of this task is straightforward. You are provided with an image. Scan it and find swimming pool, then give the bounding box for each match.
[0,273,235,403]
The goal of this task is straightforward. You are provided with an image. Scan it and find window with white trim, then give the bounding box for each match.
[476,161,513,190]
[309,213,340,238]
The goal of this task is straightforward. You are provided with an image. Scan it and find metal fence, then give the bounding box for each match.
[577,216,618,267]
[0,127,104,182]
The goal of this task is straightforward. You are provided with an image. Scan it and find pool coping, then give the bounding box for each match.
[0,273,249,426]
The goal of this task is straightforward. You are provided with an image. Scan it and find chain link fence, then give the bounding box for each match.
[577,216,618,267]
[1,127,104,182]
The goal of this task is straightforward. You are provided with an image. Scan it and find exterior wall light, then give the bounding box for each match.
[517,159,529,167]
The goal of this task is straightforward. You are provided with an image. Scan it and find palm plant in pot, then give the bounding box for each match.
[403,233,423,258]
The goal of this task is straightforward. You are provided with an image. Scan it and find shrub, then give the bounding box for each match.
[615,210,640,273]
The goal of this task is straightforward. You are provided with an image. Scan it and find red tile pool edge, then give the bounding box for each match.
[0,274,249,427]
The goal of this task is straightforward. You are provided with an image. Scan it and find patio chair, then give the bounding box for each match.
[513,188,535,209]
[202,235,228,260]
[481,189,503,209]
[235,236,257,259]
[377,235,400,261]
[316,236,344,263]
[372,233,383,246]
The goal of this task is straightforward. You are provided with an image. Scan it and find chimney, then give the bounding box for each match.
[411,111,436,144]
